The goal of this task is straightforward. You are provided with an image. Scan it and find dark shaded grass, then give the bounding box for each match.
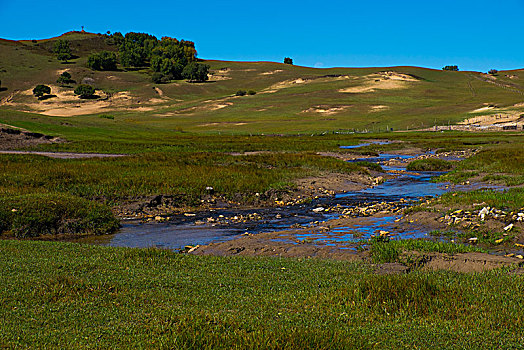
[0,152,362,205]
[1,240,524,349]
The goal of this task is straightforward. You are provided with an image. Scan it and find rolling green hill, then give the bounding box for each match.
[1,31,523,138]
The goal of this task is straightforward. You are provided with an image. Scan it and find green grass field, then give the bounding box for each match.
[1,240,524,349]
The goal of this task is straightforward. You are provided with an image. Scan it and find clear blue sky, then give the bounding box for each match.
[2,0,523,71]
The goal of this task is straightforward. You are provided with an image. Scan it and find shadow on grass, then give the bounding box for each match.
[38,94,57,100]
[78,94,101,100]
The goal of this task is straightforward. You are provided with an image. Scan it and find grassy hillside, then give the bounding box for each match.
[1,32,523,136]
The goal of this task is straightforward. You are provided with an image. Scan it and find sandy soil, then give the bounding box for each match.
[370,105,389,112]
[459,112,524,127]
[302,105,351,115]
[339,71,418,93]
[199,122,248,127]
[175,99,234,115]
[260,70,283,75]
[2,86,170,117]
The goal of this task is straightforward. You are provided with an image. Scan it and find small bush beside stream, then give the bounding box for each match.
[0,193,119,238]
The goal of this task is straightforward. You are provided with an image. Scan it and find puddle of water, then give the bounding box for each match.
[84,222,245,250]
[294,215,429,245]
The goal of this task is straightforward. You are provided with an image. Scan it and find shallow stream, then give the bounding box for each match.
[79,142,492,250]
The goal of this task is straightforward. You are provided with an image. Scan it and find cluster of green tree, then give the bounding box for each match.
[442,65,459,71]
[54,40,72,63]
[152,62,209,83]
[117,32,208,82]
[87,51,118,71]
[488,69,498,75]
[104,31,124,46]
[284,57,293,65]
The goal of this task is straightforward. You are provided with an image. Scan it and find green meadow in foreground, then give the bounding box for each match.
[1,240,524,349]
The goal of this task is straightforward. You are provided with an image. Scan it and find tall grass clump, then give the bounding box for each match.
[406,158,454,171]
[0,193,119,237]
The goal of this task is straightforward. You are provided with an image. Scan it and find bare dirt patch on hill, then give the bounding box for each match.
[339,71,419,93]
[302,105,351,115]
[2,86,169,117]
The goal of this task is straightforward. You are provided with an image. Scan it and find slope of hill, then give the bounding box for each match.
[1,32,523,137]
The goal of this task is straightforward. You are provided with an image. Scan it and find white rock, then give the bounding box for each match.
[479,207,489,221]
[504,223,514,232]
[312,207,325,213]
[187,245,200,253]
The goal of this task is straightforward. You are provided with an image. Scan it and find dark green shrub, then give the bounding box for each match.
[33,84,51,98]
[182,62,209,82]
[0,193,119,238]
[87,51,118,71]
[236,90,247,96]
[54,40,72,63]
[56,71,74,85]
[442,65,459,71]
[151,57,183,79]
[488,69,498,75]
[99,114,115,119]
[248,90,256,95]
[74,84,96,99]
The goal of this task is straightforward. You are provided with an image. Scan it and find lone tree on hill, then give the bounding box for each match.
[488,69,498,75]
[284,57,293,65]
[33,85,51,99]
[56,71,74,85]
[182,62,210,82]
[442,65,459,71]
[54,40,72,63]
[74,84,95,99]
